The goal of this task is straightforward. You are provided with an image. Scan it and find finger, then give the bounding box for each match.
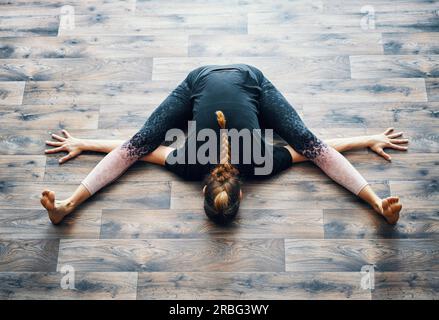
[59,154,73,164]
[389,143,408,151]
[62,129,71,138]
[384,127,394,135]
[377,148,392,161]
[44,146,65,154]
[51,133,66,142]
[45,140,62,147]
[388,131,403,138]
[390,138,409,144]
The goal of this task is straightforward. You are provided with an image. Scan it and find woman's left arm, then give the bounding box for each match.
[285,127,408,163]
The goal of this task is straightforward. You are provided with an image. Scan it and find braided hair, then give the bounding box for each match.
[204,111,241,225]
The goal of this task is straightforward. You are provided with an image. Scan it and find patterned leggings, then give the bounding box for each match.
[81,71,368,196]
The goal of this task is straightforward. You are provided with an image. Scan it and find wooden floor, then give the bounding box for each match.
[0,0,438,300]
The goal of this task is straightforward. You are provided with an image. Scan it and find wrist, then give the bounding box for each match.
[78,140,89,151]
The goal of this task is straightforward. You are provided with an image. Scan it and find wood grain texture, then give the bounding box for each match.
[324,208,439,239]
[0,272,138,300]
[0,128,134,155]
[0,240,59,272]
[372,272,439,300]
[1,0,136,16]
[0,81,25,105]
[350,55,439,79]
[285,239,439,272]
[249,11,439,34]
[0,208,101,239]
[0,15,59,37]
[304,102,439,128]
[58,14,247,36]
[383,32,439,55]
[152,56,351,81]
[57,239,285,272]
[0,36,188,59]
[389,180,439,209]
[0,104,99,130]
[189,34,384,56]
[426,78,439,101]
[100,209,323,239]
[137,272,370,300]
[0,58,153,81]
[0,155,46,181]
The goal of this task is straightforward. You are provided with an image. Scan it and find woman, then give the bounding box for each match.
[41,64,407,225]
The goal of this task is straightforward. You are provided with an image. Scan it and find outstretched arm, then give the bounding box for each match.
[285,127,408,163]
[45,130,174,166]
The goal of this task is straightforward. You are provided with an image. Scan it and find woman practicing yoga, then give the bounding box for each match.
[41,64,407,225]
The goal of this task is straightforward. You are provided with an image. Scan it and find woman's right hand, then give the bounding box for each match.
[45,129,84,164]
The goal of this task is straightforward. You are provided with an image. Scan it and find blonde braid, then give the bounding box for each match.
[216,110,230,165]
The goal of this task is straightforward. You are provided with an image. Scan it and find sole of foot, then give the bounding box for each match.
[381,196,402,225]
[40,190,67,225]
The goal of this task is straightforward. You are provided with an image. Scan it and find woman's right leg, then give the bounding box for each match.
[41,75,194,224]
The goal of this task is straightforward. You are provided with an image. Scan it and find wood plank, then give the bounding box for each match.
[189,34,384,56]
[0,208,101,239]
[0,272,138,300]
[100,208,323,239]
[0,128,134,155]
[0,181,171,210]
[426,78,439,101]
[58,14,247,36]
[0,155,45,181]
[98,103,157,129]
[171,181,390,210]
[0,81,25,105]
[137,272,370,300]
[0,0,136,16]
[390,180,439,209]
[21,78,428,105]
[0,239,59,272]
[324,208,439,239]
[57,239,285,272]
[372,272,439,300]
[383,32,439,55]
[0,104,99,130]
[271,78,428,103]
[22,81,176,105]
[135,0,439,15]
[0,36,188,59]
[152,56,351,81]
[0,15,59,37]
[285,239,439,272]
[249,11,439,34]
[350,55,439,79]
[0,58,152,81]
[44,155,177,183]
[304,102,439,128]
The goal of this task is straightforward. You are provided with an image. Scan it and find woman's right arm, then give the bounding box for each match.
[45,130,174,166]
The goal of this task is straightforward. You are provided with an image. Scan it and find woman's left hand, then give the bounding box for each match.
[368,128,409,161]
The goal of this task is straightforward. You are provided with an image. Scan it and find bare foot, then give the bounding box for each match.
[379,196,402,224]
[40,190,74,225]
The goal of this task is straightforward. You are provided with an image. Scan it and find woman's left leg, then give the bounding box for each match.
[258,76,401,223]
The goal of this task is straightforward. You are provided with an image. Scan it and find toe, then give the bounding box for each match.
[47,191,55,202]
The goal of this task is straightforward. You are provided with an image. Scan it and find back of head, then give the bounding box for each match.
[204,111,241,225]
